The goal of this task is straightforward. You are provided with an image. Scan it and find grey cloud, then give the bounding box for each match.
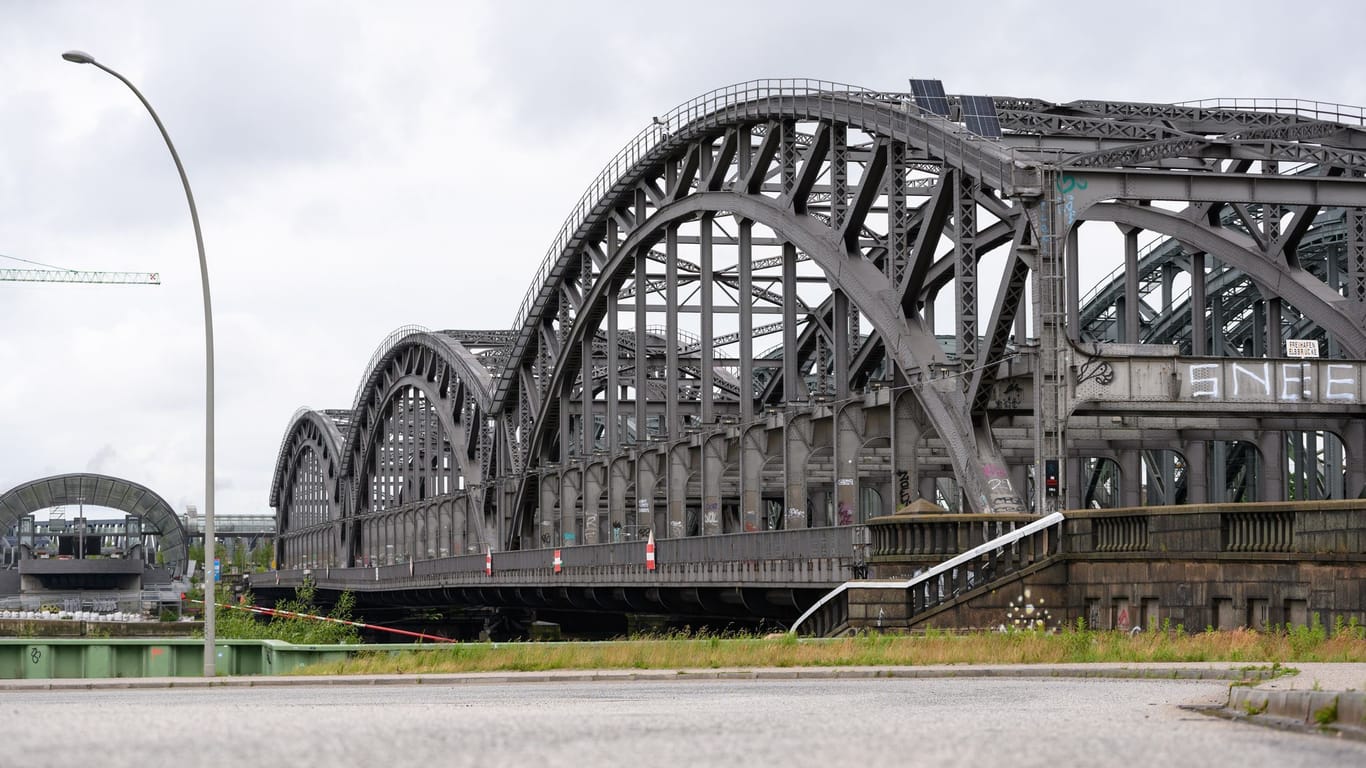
[86,443,118,473]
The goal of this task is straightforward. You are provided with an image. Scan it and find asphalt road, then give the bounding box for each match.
[6,677,1363,767]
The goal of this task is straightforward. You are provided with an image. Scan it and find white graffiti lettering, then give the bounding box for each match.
[1231,362,1270,397]
[1326,364,1356,401]
[1184,361,1358,403]
[1280,363,1302,401]
[1190,364,1219,398]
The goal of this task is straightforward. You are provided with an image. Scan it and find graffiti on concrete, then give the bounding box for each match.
[1186,361,1359,402]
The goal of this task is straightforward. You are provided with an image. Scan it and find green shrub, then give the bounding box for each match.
[207,581,362,645]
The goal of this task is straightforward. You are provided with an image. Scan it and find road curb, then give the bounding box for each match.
[0,663,1277,691]
[1224,687,1366,740]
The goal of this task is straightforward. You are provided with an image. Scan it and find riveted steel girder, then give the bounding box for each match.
[272,81,1366,570]
[517,189,1020,516]
[1080,202,1366,356]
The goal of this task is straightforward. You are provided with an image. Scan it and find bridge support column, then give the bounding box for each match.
[500,477,517,549]
[1120,450,1142,507]
[1185,440,1208,504]
[1162,451,1178,506]
[385,516,396,563]
[873,478,894,519]
[1346,421,1366,498]
[402,511,415,562]
[920,476,938,507]
[337,521,350,567]
[583,463,604,545]
[1011,464,1029,512]
[666,445,689,538]
[785,414,811,529]
[609,458,629,541]
[891,393,922,511]
[561,469,581,546]
[358,520,369,566]
[1210,441,1228,502]
[835,406,861,525]
[1032,195,1070,515]
[449,498,463,556]
[636,451,659,539]
[701,437,724,536]
[1066,457,1084,512]
[1258,430,1286,502]
[383,517,394,564]
[740,427,764,532]
[1120,225,1140,344]
[1190,252,1208,355]
[419,505,433,559]
[539,474,559,548]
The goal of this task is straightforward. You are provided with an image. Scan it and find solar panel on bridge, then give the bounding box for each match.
[961,95,1003,138]
[908,78,950,117]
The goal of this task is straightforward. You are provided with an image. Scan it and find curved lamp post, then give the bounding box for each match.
[63,50,217,677]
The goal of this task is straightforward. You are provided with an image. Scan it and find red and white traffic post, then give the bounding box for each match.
[645,531,656,571]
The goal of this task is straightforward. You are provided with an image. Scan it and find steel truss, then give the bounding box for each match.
[270,80,1366,568]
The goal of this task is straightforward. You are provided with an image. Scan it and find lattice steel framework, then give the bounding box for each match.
[271,81,1366,567]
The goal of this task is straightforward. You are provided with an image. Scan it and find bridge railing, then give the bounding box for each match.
[267,524,867,588]
[660,525,862,563]
[906,516,1062,618]
[866,513,1039,562]
[1175,97,1366,127]
[557,541,646,568]
[791,513,1065,635]
[1061,500,1366,557]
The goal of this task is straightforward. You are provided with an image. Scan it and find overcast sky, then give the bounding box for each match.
[1,0,1362,519]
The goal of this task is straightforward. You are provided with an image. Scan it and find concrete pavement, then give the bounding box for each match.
[3,660,1363,738]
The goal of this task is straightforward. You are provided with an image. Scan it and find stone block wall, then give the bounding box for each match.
[843,500,1366,634]
[1065,559,1366,632]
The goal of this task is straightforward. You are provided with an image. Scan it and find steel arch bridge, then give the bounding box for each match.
[270,80,1366,574]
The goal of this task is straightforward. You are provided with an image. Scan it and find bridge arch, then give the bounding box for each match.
[272,82,1366,560]
[269,408,348,568]
[513,187,1022,525]
[0,473,188,575]
[337,328,495,564]
[486,82,1035,523]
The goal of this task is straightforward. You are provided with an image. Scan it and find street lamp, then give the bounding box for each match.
[63,50,217,676]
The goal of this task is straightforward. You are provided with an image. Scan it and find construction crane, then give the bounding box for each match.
[0,253,159,285]
[0,268,159,285]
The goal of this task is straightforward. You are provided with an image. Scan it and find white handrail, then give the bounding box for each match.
[788,511,1065,635]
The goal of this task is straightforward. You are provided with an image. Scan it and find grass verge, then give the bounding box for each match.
[293,627,1366,676]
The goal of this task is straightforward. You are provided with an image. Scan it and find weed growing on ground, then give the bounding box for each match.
[290,623,1366,676]
[1314,698,1339,725]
